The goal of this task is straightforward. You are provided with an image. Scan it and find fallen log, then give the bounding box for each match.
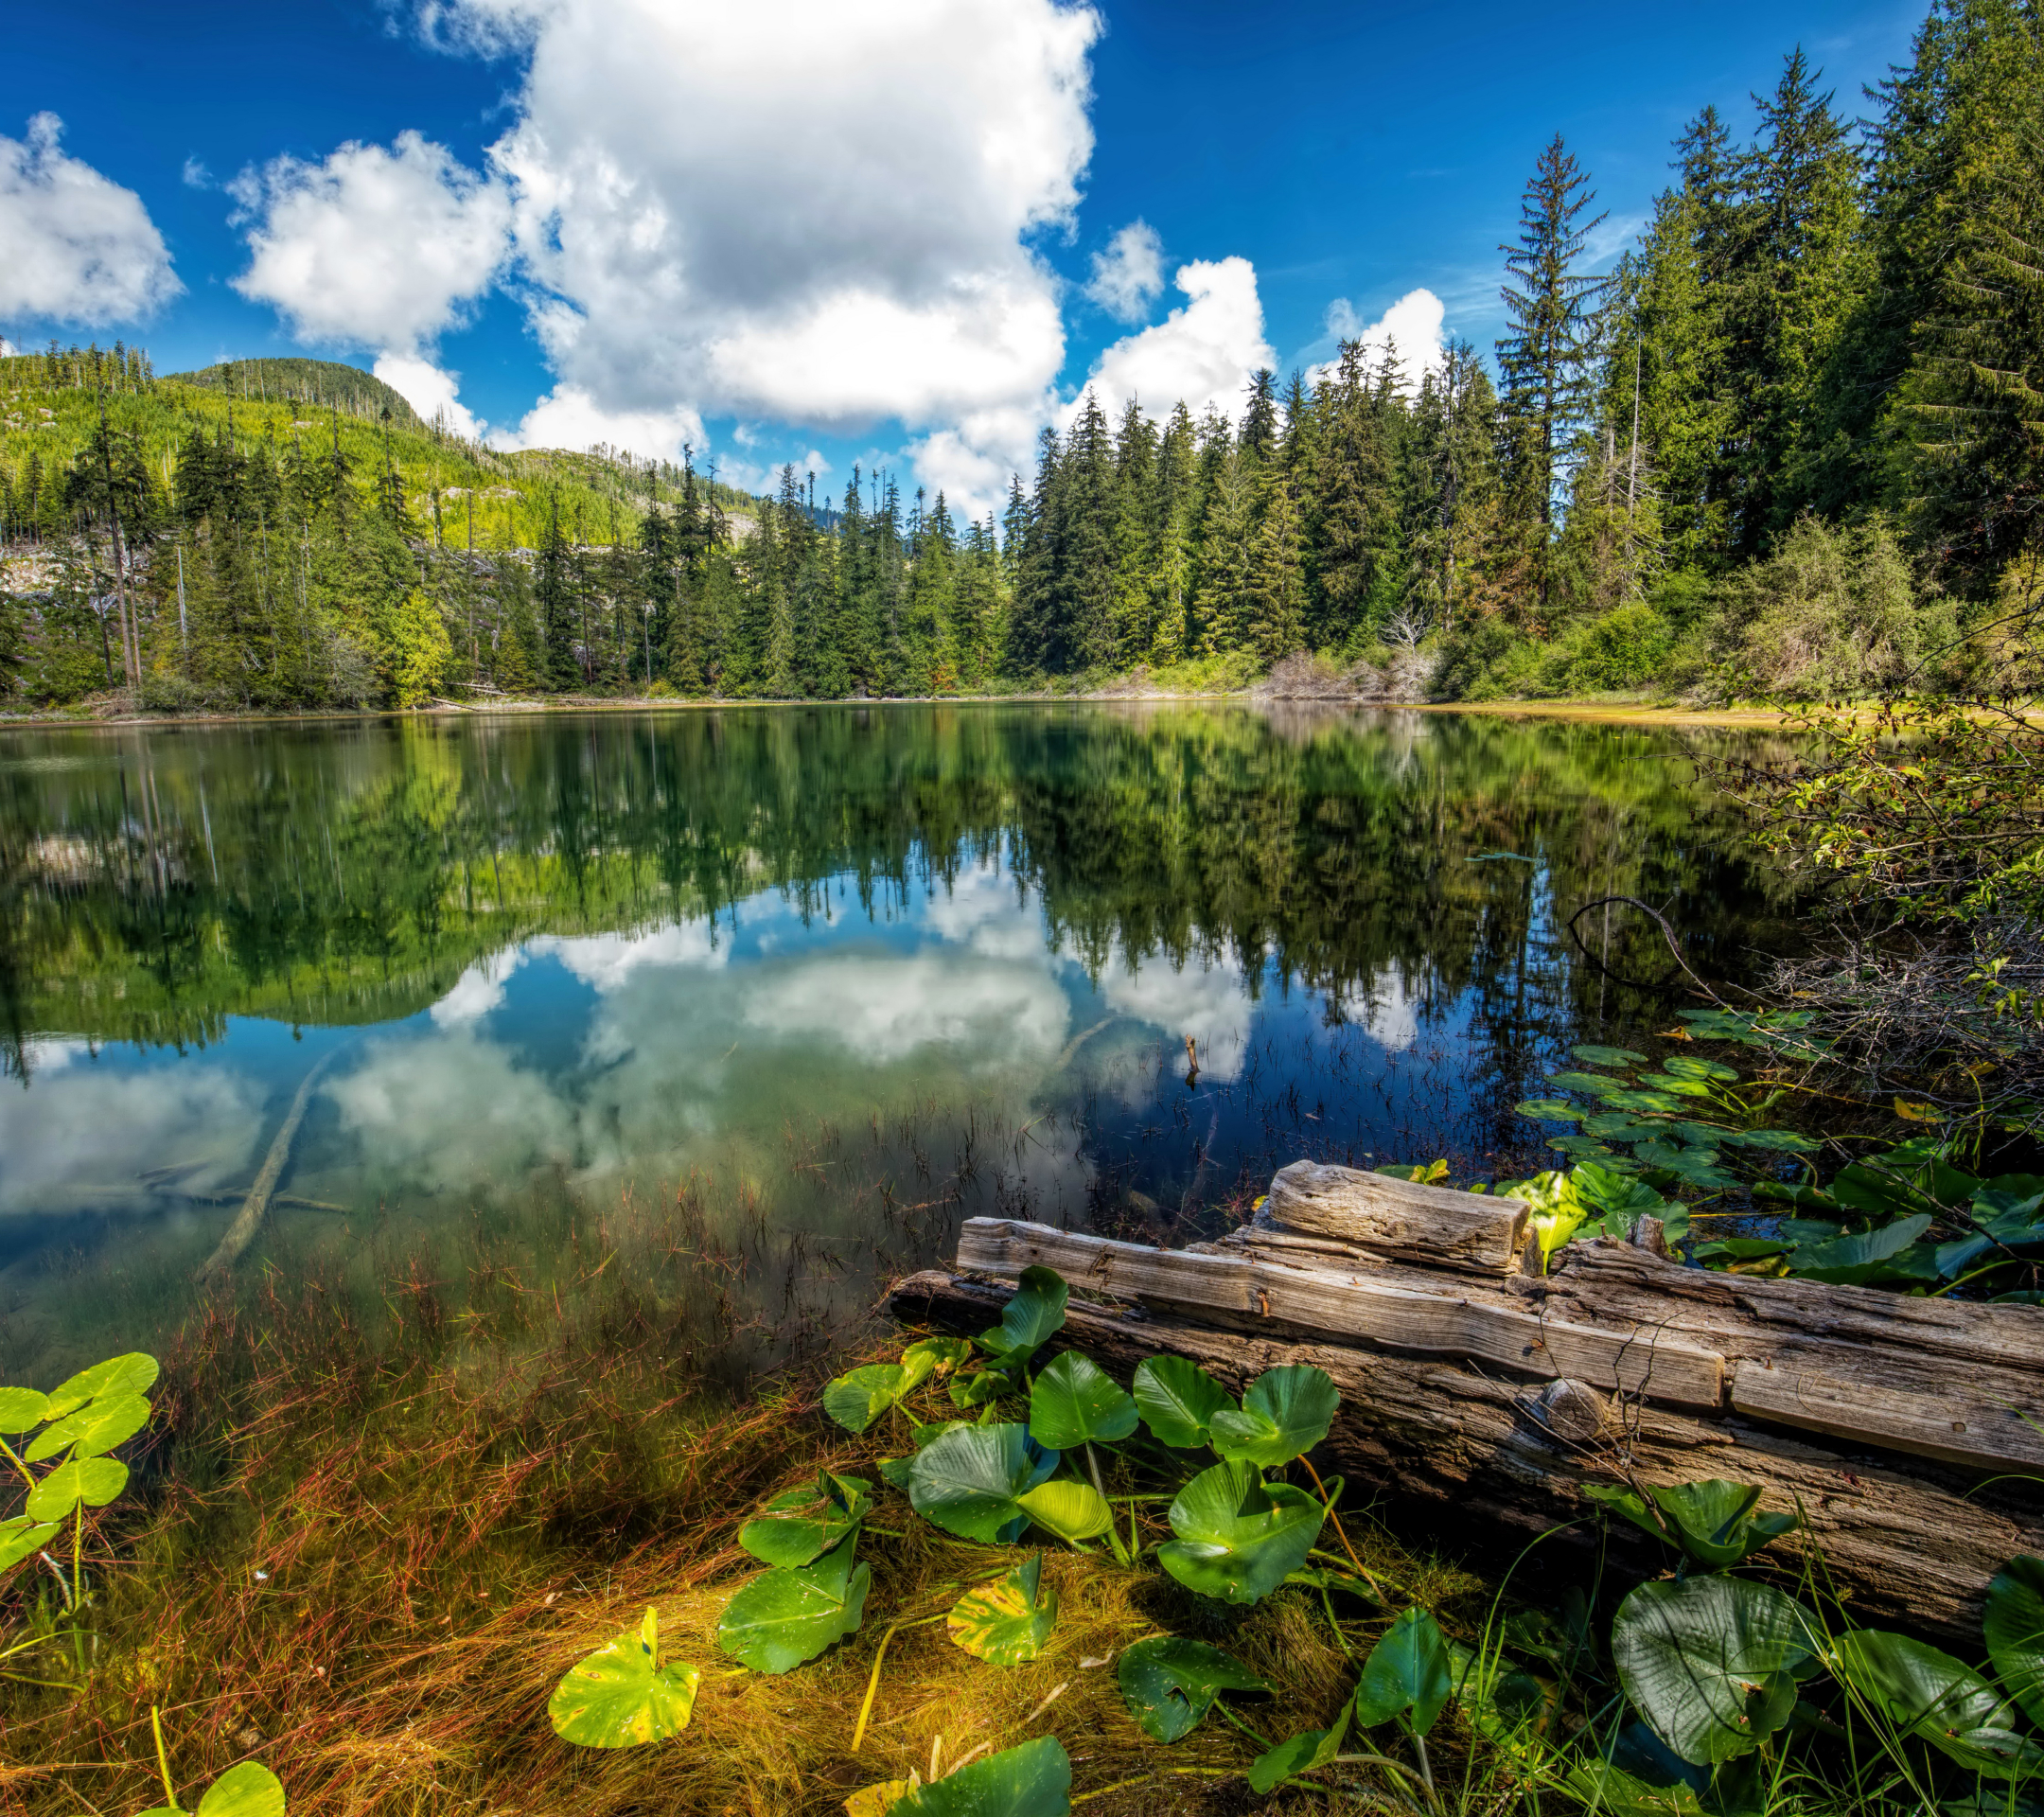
[196,1053,335,1284]
[887,1160,2044,1649]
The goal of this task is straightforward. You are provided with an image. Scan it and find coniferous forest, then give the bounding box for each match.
[2,0,2040,714]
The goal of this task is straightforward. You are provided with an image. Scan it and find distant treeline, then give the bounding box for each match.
[2,0,2038,712]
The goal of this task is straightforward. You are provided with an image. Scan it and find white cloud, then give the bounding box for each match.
[531,920,726,992]
[182,156,213,189]
[233,130,511,355]
[429,948,524,1027]
[1097,950,1253,1083]
[496,385,705,462]
[1072,256,1276,429]
[1315,288,1446,395]
[374,351,485,439]
[745,953,1068,1067]
[0,115,180,327]
[1084,221,1164,323]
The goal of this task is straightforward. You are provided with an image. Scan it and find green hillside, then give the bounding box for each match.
[167,357,428,431]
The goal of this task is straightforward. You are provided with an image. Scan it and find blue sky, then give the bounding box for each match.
[2,0,1924,515]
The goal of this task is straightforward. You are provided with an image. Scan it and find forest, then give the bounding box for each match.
[0,0,2039,714]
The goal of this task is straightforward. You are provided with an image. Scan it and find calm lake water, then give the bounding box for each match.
[0,705,1796,1381]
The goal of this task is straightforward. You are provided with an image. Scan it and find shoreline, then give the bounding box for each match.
[0,688,1797,734]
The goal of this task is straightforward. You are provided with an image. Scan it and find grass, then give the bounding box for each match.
[0,1205,1489,1817]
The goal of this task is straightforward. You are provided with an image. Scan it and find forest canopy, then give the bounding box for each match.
[1,0,2039,714]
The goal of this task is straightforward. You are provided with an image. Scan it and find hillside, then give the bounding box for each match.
[166,357,428,431]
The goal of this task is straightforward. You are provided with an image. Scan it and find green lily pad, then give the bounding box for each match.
[550,1606,701,1747]
[947,1553,1057,1667]
[1027,1352,1137,1450]
[43,1352,158,1420]
[1638,1073,1717,1098]
[1548,1137,1614,1159]
[716,1532,871,1674]
[1583,1113,1654,1139]
[1159,1459,1325,1605]
[901,1337,975,1377]
[1833,1628,2038,1777]
[1247,1704,1351,1793]
[1787,1213,1934,1285]
[1573,1045,1648,1068]
[1611,1576,1817,1766]
[822,1364,921,1434]
[1547,1070,1626,1093]
[1209,1365,1338,1468]
[1353,1606,1453,1737]
[1720,1127,1819,1153]
[0,1386,50,1435]
[908,1422,1059,1543]
[0,1515,61,1574]
[978,1266,1067,1367]
[23,1391,151,1462]
[1984,1556,2044,1729]
[1598,1088,1692,1115]
[947,1369,1013,1410]
[1132,1355,1234,1450]
[1661,1056,1738,1083]
[25,1455,129,1523]
[144,1760,291,1817]
[888,1736,1071,1816]
[1016,1478,1114,1544]
[1118,1635,1268,1742]
[1517,1099,1581,1122]
[1585,1479,1797,1569]
[738,1473,869,1567]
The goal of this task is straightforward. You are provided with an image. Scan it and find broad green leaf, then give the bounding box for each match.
[1584,1113,1655,1138]
[1246,1705,1351,1794]
[195,1762,288,1817]
[1208,1365,1338,1468]
[1787,1214,1933,1286]
[1509,1171,1585,1261]
[1353,1606,1453,1737]
[1598,1089,1691,1116]
[1027,1352,1137,1450]
[1720,1127,1819,1154]
[948,1369,1013,1410]
[1159,1459,1325,1605]
[908,1423,1058,1544]
[1016,1478,1113,1544]
[0,1515,61,1573]
[1549,1137,1614,1159]
[1117,1635,1268,1742]
[1833,1629,2032,1776]
[738,1474,870,1568]
[1829,1161,1940,1223]
[43,1352,158,1420]
[1584,1479,1796,1570]
[25,1455,129,1523]
[1570,1163,1673,1242]
[1517,1099,1581,1122]
[822,1364,914,1434]
[1638,1073,1715,1098]
[902,1336,974,1377]
[0,1386,49,1434]
[1548,1070,1626,1092]
[977,1265,1067,1365]
[888,1736,1070,1816]
[1573,1045,1648,1067]
[1132,1355,1233,1450]
[716,1532,871,1674]
[1661,1056,1737,1083]
[947,1554,1057,1667]
[550,1606,701,1747]
[23,1391,151,1462]
[1612,1576,1817,1766]
[1985,1556,2044,1728]
[911,1419,969,1450]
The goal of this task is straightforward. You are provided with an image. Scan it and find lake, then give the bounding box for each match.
[0,704,1796,1383]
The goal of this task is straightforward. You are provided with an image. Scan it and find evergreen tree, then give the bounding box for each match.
[537,496,580,691]
[1240,368,1280,470]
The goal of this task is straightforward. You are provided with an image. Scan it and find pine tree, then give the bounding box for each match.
[1497,134,1609,612]
[537,496,579,691]
[1243,480,1307,660]
[1192,445,1254,654]
[1240,368,1280,471]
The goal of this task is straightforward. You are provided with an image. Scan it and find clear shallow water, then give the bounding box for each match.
[0,705,1797,1376]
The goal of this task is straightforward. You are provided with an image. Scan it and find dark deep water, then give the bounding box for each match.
[0,703,1799,1378]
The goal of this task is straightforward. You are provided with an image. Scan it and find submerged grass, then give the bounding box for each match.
[0,1174,1494,1817]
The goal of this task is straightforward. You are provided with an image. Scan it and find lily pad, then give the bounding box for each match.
[1984,1555,2044,1728]
[550,1606,701,1747]
[978,1266,1067,1367]
[1584,1478,1796,1569]
[43,1352,158,1420]
[1016,1478,1114,1544]
[1027,1352,1137,1450]
[23,1391,151,1462]
[1661,1056,1738,1083]
[1597,1088,1692,1116]
[0,1386,50,1435]
[1573,1045,1648,1068]
[1208,1365,1338,1468]
[1119,1635,1268,1742]
[25,1455,129,1524]
[901,1337,975,1377]
[1159,1459,1324,1605]
[1547,1070,1626,1092]
[822,1364,922,1434]
[739,1474,870,1568]
[1833,1628,2039,1776]
[1517,1099,1581,1122]
[889,1736,1071,1817]
[1132,1356,1233,1450]
[1353,1606,1453,1737]
[1719,1127,1819,1154]
[908,1422,1058,1543]
[716,1532,871,1674]
[0,1514,61,1574]
[1787,1213,1934,1286]
[948,1553,1057,1667]
[1612,1576,1817,1765]
[1246,1705,1351,1793]
[141,1760,291,1817]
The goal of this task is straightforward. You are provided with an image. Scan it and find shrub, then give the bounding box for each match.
[1565,603,1674,693]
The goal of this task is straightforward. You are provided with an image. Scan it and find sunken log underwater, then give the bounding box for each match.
[889,1161,2044,1649]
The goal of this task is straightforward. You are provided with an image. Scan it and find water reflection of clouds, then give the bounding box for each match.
[744,952,1068,1067]
[1095,948,1253,1083]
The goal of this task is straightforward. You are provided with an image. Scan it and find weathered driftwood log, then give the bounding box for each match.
[196,1053,334,1284]
[887,1159,2044,1649]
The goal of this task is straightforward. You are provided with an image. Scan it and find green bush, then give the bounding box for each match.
[1565,603,1675,693]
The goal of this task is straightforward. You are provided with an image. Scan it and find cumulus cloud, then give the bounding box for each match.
[0,114,180,327]
[374,351,486,438]
[1072,256,1276,429]
[531,921,727,992]
[232,130,511,354]
[1084,221,1164,323]
[1096,949,1253,1083]
[1316,288,1446,394]
[745,953,1068,1067]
